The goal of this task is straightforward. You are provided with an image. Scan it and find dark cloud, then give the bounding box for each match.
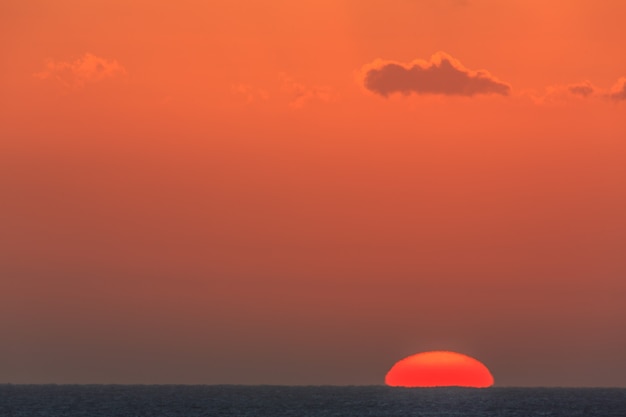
[361,52,511,97]
[609,77,626,100]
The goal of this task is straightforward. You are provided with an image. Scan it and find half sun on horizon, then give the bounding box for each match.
[385,351,494,388]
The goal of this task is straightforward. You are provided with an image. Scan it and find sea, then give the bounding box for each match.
[1,385,625,417]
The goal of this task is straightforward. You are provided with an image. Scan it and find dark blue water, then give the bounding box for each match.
[1,385,625,416]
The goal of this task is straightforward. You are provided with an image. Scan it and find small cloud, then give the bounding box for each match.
[35,53,125,89]
[232,84,270,103]
[280,75,334,108]
[609,77,626,101]
[360,52,511,98]
[567,81,596,97]
[539,80,599,103]
[538,78,626,103]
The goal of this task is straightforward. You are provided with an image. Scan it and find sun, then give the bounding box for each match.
[385,351,494,388]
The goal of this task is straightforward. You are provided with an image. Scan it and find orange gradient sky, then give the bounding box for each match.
[1,0,626,386]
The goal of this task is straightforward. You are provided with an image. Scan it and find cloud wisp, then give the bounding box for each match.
[281,75,334,108]
[539,77,626,103]
[538,80,599,102]
[35,53,126,89]
[567,81,596,98]
[360,52,511,98]
[232,84,270,103]
[609,77,626,101]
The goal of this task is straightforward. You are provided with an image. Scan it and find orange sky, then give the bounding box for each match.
[1,0,626,386]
